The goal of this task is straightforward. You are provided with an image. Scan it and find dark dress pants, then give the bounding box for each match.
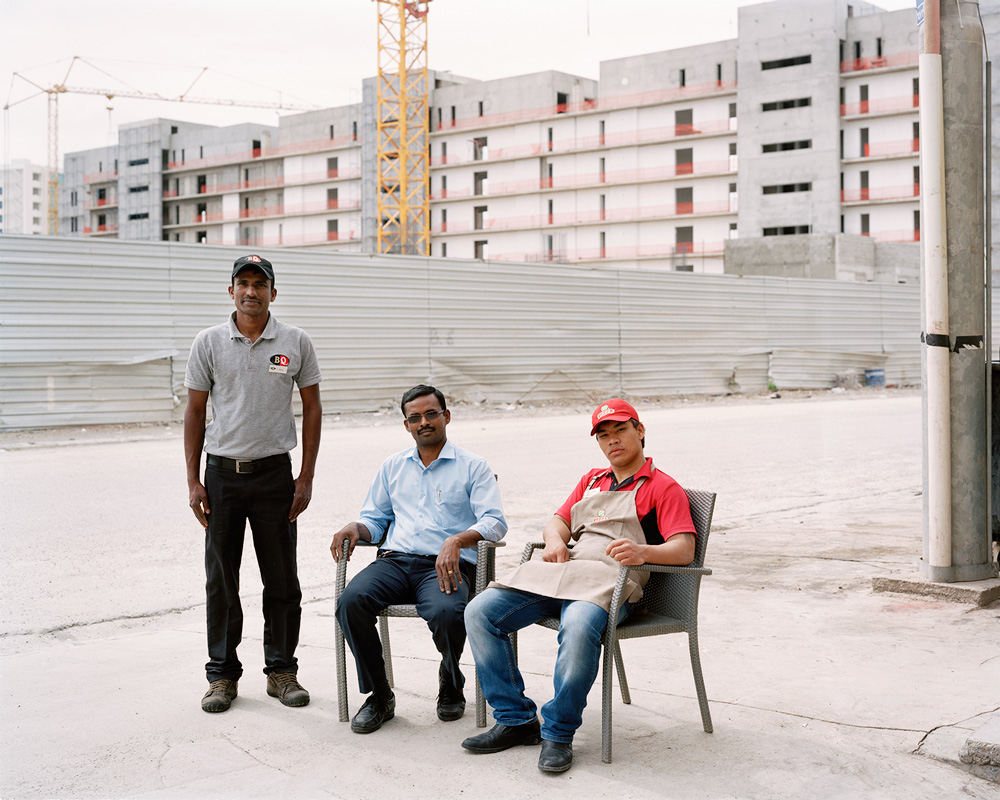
[336,551,475,695]
[204,460,301,682]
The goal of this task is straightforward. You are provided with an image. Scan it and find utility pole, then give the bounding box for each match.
[919,0,996,582]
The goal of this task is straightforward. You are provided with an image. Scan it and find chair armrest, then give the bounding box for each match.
[521,541,545,563]
[621,563,712,577]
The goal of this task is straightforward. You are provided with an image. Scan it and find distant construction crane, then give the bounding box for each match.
[375,0,432,255]
[4,56,317,235]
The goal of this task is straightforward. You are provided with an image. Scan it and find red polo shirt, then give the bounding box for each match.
[555,457,695,543]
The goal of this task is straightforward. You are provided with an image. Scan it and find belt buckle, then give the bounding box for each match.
[234,459,253,474]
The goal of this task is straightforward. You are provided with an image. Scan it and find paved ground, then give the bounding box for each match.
[1,388,998,799]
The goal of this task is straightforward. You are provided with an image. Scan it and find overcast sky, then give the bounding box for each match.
[1,0,916,167]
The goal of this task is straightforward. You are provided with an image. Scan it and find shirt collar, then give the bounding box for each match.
[407,439,456,466]
[595,456,655,487]
[228,311,277,341]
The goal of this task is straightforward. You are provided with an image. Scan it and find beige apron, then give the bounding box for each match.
[490,475,650,611]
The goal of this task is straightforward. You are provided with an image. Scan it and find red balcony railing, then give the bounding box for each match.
[488,240,725,263]
[840,51,918,73]
[841,184,919,203]
[434,80,736,131]
[861,139,919,158]
[841,94,919,116]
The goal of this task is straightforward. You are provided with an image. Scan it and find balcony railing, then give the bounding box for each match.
[236,231,359,247]
[487,241,725,263]
[83,170,118,183]
[166,134,359,171]
[841,95,919,116]
[860,138,920,158]
[433,79,737,132]
[433,201,733,235]
[840,51,918,73]
[435,160,733,199]
[841,184,919,203]
[430,119,735,166]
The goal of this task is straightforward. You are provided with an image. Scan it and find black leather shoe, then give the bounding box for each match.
[462,720,542,753]
[437,666,466,721]
[538,739,573,773]
[350,692,395,734]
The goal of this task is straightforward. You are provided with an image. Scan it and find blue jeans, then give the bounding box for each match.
[465,587,631,743]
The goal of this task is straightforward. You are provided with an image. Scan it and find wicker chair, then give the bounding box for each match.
[334,537,505,727]
[513,488,716,763]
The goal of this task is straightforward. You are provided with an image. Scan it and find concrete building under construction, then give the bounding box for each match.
[56,0,961,282]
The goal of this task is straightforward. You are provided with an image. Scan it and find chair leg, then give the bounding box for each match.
[688,630,713,733]
[613,642,631,704]
[475,666,487,727]
[335,618,349,722]
[601,641,615,763]
[379,615,394,689]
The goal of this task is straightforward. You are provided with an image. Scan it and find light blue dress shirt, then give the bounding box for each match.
[358,441,507,564]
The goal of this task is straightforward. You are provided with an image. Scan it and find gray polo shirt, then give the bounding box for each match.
[184,312,322,459]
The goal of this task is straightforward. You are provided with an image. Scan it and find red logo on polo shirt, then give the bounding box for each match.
[270,354,289,366]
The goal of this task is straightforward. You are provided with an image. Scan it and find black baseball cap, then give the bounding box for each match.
[232,254,275,283]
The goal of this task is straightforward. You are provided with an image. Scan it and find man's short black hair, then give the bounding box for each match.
[400,385,447,414]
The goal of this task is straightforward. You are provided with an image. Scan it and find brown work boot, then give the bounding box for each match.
[201,679,238,713]
[266,672,310,707]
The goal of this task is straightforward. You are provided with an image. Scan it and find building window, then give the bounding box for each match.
[128,158,149,167]
[679,68,686,87]
[32,187,40,196]
[327,156,339,177]
[761,55,811,70]
[763,225,811,236]
[478,100,484,117]
[441,242,448,257]
[32,172,41,181]
[675,148,693,175]
[762,183,812,194]
[474,171,487,196]
[762,140,811,153]
[675,187,693,214]
[129,185,149,193]
[473,137,488,161]
[860,214,870,235]
[762,97,811,112]
[327,219,339,241]
[128,213,150,220]
[198,231,208,243]
[474,240,487,259]
[70,217,78,233]
[474,205,487,230]
[327,188,339,209]
[556,92,568,112]
[70,190,78,206]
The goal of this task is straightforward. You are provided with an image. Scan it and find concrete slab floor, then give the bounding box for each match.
[2,389,998,799]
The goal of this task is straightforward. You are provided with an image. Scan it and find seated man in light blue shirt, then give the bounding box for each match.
[331,385,507,734]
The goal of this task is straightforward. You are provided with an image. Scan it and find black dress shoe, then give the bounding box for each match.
[350,692,395,734]
[538,739,573,773]
[461,720,542,753]
[437,666,466,721]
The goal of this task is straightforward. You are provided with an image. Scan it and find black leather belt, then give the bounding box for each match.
[207,452,290,474]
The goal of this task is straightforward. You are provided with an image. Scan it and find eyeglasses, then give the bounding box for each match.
[405,410,443,425]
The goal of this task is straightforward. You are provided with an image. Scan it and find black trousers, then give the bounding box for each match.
[336,551,475,695]
[204,459,301,682]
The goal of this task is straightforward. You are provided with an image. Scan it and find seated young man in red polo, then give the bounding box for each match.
[462,398,695,773]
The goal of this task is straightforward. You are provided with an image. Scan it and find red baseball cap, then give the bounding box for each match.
[590,398,640,435]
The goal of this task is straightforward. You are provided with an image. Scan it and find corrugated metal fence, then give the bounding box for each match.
[2,235,926,429]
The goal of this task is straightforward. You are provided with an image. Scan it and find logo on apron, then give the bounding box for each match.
[591,508,608,524]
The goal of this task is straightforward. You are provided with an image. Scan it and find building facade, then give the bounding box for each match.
[0,160,49,235]
[56,0,935,281]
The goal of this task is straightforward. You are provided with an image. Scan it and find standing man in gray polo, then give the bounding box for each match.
[184,254,322,713]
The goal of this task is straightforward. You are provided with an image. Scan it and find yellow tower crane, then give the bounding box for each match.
[375,0,432,255]
[4,57,317,236]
